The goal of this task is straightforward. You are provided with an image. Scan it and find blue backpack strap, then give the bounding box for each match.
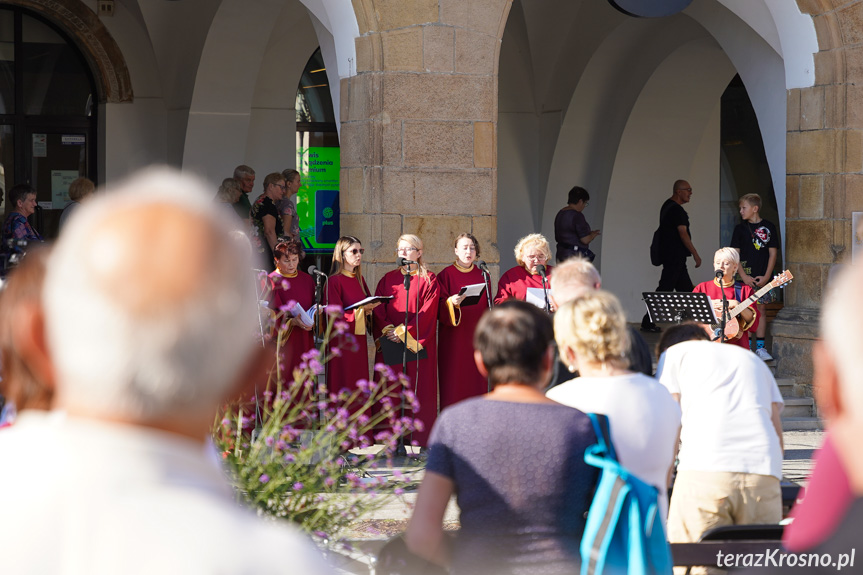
[587,413,618,462]
[734,281,743,303]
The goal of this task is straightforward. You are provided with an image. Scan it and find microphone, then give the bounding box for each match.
[536,264,547,279]
[308,266,327,278]
[714,269,724,280]
[396,256,418,267]
[476,259,490,274]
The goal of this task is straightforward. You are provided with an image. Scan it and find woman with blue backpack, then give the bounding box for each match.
[405,300,599,574]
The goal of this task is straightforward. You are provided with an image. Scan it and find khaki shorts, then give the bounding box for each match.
[668,470,782,575]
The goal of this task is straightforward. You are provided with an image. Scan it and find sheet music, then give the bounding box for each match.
[290,302,318,328]
[525,287,548,310]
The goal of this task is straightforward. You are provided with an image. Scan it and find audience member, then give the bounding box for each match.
[548,291,680,521]
[0,247,54,420]
[406,301,599,575]
[656,323,783,573]
[250,172,287,271]
[280,169,302,242]
[549,257,652,377]
[761,264,863,569]
[58,177,95,230]
[0,168,332,574]
[232,164,255,221]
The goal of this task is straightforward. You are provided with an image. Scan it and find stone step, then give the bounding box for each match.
[782,417,823,431]
[782,397,815,418]
[775,378,796,398]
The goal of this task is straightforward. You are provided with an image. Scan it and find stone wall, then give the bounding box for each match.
[340,0,512,287]
[775,0,863,382]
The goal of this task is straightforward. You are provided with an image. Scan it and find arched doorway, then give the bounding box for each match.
[0,6,97,239]
[497,0,816,319]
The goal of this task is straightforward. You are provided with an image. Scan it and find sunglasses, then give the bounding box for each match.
[346,248,365,255]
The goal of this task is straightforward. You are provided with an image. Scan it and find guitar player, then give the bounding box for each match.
[693,247,758,351]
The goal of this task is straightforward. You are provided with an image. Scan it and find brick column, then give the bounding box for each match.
[340,0,512,286]
[774,0,863,386]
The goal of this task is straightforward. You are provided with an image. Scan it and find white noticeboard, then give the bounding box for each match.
[51,170,80,209]
[32,133,47,158]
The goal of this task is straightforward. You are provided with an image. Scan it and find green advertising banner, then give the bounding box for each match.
[296,146,340,253]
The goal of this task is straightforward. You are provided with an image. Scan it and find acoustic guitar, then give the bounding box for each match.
[711,270,794,340]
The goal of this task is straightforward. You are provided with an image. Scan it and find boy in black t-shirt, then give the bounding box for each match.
[730,193,779,361]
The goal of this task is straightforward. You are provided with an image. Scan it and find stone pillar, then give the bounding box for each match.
[776,1,863,385]
[340,0,512,287]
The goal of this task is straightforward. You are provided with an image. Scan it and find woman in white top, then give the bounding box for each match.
[546,290,681,522]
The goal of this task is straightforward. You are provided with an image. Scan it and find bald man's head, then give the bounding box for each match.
[550,258,601,306]
[43,168,259,424]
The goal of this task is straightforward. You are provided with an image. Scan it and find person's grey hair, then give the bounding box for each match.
[216,178,242,203]
[43,167,260,421]
[550,257,601,305]
[233,165,255,180]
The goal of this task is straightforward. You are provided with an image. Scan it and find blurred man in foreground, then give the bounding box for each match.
[0,168,331,574]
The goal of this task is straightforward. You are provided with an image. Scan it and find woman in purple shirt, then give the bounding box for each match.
[553,186,600,262]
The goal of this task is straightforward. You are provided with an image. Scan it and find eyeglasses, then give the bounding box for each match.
[584,201,590,207]
[274,183,286,190]
[678,187,692,192]
[346,248,365,255]
[397,247,419,254]
[525,254,547,261]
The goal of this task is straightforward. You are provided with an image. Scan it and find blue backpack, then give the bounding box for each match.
[580,413,673,575]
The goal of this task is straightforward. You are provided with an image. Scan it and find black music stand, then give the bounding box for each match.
[641,292,715,326]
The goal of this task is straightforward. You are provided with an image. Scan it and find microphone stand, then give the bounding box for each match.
[313,267,326,426]
[478,262,493,392]
[397,266,411,457]
[539,267,551,313]
[717,271,728,344]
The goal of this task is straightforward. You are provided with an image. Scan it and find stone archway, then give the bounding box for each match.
[2,0,132,103]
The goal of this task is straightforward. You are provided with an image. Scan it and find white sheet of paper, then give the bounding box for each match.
[525,287,548,309]
[457,283,486,298]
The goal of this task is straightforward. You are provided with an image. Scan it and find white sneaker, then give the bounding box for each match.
[755,347,773,361]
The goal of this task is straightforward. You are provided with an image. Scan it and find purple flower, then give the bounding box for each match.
[330,346,343,358]
[394,487,405,496]
[220,418,230,427]
[302,348,322,362]
[259,474,270,484]
[324,477,335,487]
[357,413,370,425]
[265,436,275,447]
[284,454,296,463]
[324,304,343,316]
[293,482,304,491]
[309,359,324,374]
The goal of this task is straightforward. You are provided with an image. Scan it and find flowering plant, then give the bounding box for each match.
[212,304,422,541]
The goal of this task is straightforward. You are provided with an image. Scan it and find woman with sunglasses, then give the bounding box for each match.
[437,233,490,409]
[326,236,378,393]
[373,234,440,446]
[494,233,555,308]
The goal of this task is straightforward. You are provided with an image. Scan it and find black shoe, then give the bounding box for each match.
[640,324,661,333]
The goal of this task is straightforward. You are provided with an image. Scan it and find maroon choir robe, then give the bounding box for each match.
[373,268,440,446]
[437,263,490,409]
[325,271,373,394]
[692,279,759,351]
[268,270,316,380]
[494,264,554,305]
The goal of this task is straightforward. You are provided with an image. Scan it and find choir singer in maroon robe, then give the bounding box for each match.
[267,240,315,379]
[494,233,555,309]
[373,234,440,446]
[326,236,378,394]
[438,233,490,409]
